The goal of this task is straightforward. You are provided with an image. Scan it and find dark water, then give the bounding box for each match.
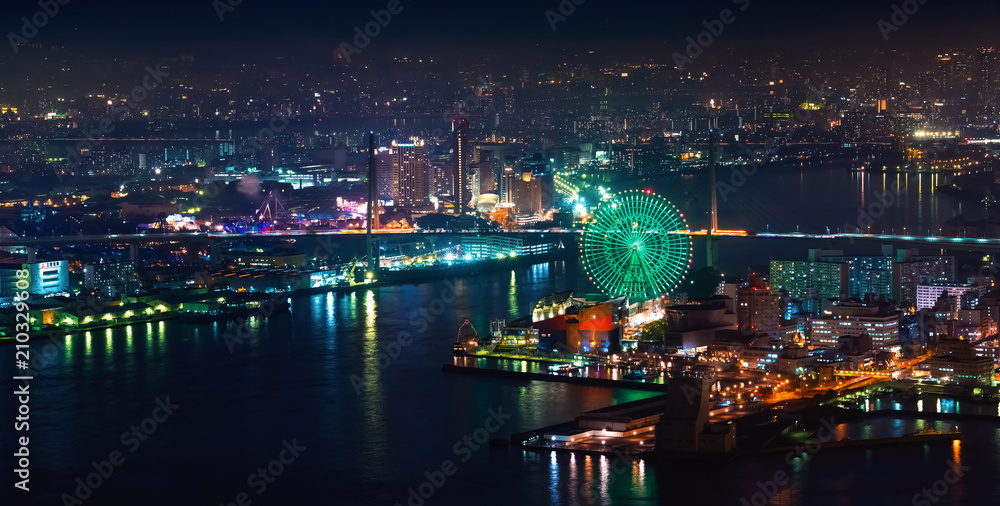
[646,162,981,236]
[641,163,989,274]
[4,261,1000,506]
[4,165,1000,505]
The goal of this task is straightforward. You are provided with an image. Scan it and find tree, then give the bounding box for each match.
[685,267,723,298]
[640,319,667,342]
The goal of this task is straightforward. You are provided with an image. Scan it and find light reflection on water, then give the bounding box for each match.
[6,258,1000,505]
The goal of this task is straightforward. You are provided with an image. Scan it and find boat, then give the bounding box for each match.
[453,319,479,356]
[548,364,579,374]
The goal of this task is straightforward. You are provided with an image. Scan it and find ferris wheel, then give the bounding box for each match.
[581,190,692,302]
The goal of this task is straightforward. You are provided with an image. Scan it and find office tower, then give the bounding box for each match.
[500,165,516,204]
[392,140,428,208]
[375,147,394,201]
[452,118,469,214]
[477,149,497,194]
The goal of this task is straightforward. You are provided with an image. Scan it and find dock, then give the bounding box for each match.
[441,363,668,392]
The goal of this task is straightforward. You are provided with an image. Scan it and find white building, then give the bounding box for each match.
[916,282,981,310]
[810,301,899,350]
[0,260,70,306]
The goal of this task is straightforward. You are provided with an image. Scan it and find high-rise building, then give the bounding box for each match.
[769,260,847,310]
[375,147,394,202]
[391,140,428,208]
[818,253,893,300]
[477,149,497,194]
[894,256,955,309]
[500,165,516,204]
[451,118,469,214]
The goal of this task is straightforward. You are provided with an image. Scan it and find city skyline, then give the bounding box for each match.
[4,1,1000,505]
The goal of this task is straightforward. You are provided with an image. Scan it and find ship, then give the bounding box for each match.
[547,364,579,374]
[453,319,479,356]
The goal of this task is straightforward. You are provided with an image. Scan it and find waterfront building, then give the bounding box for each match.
[925,337,996,387]
[532,290,575,321]
[219,249,306,269]
[0,260,70,306]
[533,296,627,353]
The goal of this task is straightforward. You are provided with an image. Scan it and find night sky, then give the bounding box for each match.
[5,0,1000,60]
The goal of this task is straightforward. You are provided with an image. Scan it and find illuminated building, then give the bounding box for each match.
[916,282,984,311]
[500,165,516,204]
[375,147,394,201]
[769,260,847,312]
[459,236,552,259]
[476,149,497,194]
[391,140,428,208]
[84,261,140,298]
[925,337,996,387]
[0,260,70,305]
[736,275,780,339]
[893,254,955,308]
[451,118,469,214]
[532,296,627,353]
[809,300,899,350]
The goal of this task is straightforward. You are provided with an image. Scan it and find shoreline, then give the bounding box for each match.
[0,254,574,343]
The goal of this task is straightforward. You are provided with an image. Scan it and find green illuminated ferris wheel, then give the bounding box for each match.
[581,190,692,302]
